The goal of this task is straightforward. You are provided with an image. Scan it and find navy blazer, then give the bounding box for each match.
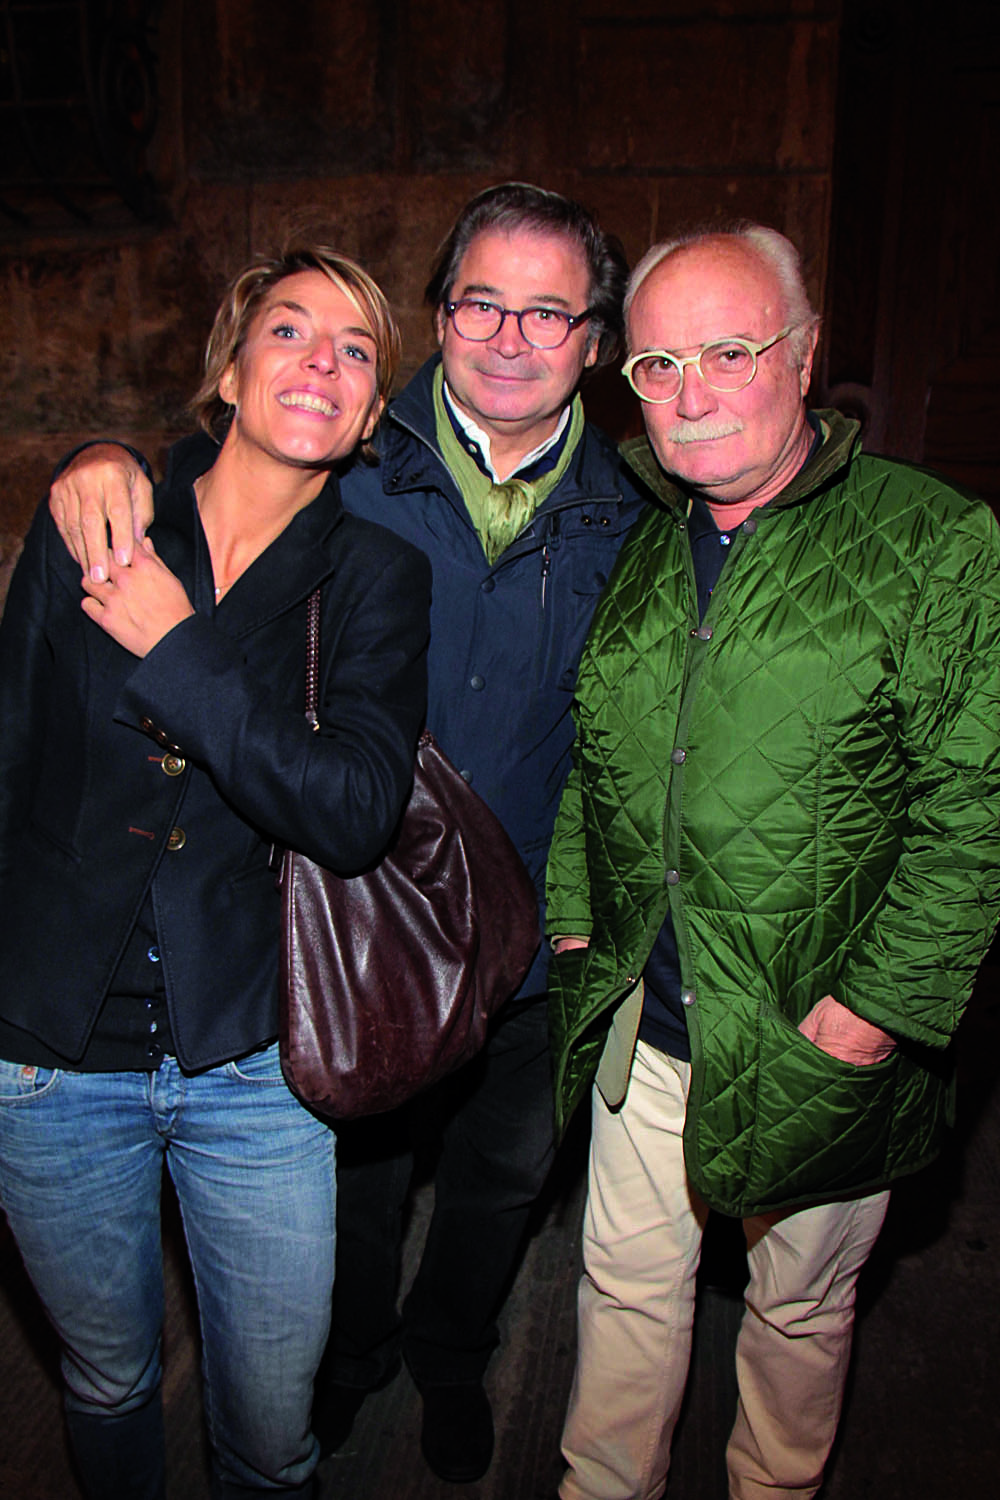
[0,438,430,1069]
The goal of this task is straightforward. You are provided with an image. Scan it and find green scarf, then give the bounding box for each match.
[433,366,584,564]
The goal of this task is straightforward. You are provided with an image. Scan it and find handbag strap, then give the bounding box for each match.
[304,587,321,733]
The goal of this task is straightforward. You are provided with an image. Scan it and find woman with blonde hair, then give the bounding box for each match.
[0,242,430,1499]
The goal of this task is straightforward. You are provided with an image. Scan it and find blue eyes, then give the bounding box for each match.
[269,324,372,362]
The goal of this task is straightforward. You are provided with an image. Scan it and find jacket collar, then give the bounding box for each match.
[152,432,348,638]
[619,407,862,515]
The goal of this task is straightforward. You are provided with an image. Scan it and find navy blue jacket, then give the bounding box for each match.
[344,355,650,996]
[0,440,430,1069]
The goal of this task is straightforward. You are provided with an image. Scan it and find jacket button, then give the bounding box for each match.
[161,754,185,776]
[670,747,687,765]
[742,517,758,535]
[665,869,680,885]
[167,827,186,851]
[696,625,713,641]
[680,988,696,1006]
[139,716,154,732]
[481,578,495,593]
[470,675,485,691]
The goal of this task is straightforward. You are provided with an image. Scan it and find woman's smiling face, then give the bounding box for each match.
[220,270,384,471]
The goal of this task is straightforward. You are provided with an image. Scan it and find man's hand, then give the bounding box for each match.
[798,994,896,1065]
[49,443,154,582]
[552,936,590,953]
[80,537,194,657]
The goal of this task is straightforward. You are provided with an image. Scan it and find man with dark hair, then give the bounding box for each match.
[547,223,1000,1499]
[48,183,650,1483]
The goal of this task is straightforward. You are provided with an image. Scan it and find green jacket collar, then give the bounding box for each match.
[619,408,861,514]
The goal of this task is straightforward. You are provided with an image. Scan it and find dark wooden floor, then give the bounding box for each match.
[2,974,999,1499]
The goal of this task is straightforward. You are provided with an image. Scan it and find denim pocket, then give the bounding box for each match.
[225,1041,284,1086]
[0,1058,61,1101]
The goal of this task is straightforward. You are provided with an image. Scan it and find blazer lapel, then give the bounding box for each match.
[150,459,347,640]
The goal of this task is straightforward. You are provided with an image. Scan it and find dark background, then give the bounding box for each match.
[1,5,999,1495]
[2,0,997,609]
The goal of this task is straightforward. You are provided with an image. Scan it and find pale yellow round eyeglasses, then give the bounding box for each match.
[622,325,797,404]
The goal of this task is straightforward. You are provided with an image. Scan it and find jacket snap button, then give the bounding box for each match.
[680,988,696,1006]
[742,517,758,535]
[470,675,485,691]
[697,625,713,641]
[167,827,186,851]
[162,754,186,776]
[670,748,687,765]
[665,869,680,885]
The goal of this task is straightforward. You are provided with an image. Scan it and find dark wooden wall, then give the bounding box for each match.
[818,0,1000,505]
[2,0,994,606]
[0,0,840,593]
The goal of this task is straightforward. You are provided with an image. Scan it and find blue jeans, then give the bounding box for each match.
[0,1045,336,1498]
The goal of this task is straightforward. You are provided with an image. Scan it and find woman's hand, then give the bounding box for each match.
[798,994,896,1065]
[81,537,195,657]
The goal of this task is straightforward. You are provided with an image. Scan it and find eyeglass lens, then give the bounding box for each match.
[632,341,757,399]
[450,300,574,349]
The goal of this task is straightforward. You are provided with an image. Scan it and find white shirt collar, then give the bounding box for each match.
[442,381,571,482]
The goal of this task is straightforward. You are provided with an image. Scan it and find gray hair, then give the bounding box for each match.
[625,222,820,366]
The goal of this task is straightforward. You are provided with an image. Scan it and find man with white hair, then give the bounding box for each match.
[546,223,1000,1499]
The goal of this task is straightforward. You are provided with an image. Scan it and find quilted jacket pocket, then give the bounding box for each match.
[740,1005,899,1212]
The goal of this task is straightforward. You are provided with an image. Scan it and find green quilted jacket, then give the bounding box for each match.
[547,412,1000,1216]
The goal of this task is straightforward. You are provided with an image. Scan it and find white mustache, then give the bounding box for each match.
[663,419,744,445]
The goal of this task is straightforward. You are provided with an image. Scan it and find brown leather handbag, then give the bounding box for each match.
[278,588,541,1119]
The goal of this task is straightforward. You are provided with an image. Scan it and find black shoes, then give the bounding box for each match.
[313,1357,401,1458]
[315,1362,496,1481]
[419,1381,495,1483]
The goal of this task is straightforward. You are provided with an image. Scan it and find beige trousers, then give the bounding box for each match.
[559,1041,890,1500]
